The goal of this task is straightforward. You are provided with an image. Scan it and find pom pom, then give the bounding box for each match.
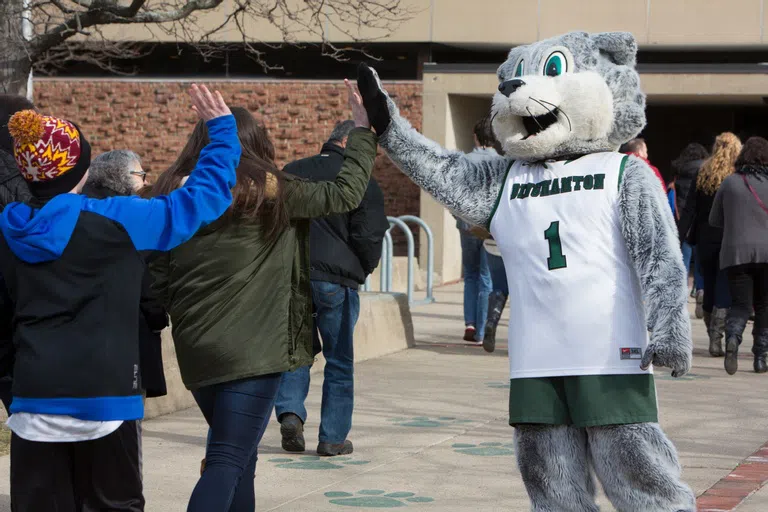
[8,110,45,145]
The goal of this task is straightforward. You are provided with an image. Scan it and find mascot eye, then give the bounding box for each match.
[544,52,567,77]
[514,60,524,77]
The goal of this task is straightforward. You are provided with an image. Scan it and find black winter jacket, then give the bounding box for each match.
[0,150,32,210]
[678,177,723,248]
[673,159,704,215]
[284,142,388,289]
[82,182,169,398]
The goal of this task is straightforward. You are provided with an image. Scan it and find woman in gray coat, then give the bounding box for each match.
[710,137,768,375]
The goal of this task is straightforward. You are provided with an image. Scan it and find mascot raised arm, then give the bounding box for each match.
[357,31,695,512]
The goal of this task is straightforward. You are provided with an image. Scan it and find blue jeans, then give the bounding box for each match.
[697,244,731,311]
[459,231,492,339]
[188,373,281,512]
[681,241,704,291]
[275,281,359,444]
[693,246,705,291]
[487,253,508,296]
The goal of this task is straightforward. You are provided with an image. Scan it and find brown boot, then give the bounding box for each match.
[708,308,726,357]
[200,458,206,476]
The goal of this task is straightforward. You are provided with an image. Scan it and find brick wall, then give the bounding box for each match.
[34,79,422,254]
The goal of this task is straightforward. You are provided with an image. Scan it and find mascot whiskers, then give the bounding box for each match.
[357,31,696,512]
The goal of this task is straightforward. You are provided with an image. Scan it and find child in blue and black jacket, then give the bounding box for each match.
[0,85,239,512]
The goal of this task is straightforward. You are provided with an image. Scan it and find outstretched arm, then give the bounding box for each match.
[84,85,240,252]
[357,64,510,227]
[618,156,692,377]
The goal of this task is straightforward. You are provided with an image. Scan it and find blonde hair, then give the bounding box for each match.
[697,132,742,195]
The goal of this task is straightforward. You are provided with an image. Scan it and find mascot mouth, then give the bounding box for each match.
[521,108,560,139]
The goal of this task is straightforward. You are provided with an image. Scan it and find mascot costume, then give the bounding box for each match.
[356,31,696,512]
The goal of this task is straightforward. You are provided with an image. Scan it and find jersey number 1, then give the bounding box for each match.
[544,221,567,270]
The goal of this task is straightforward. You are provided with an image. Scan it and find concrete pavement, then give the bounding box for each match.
[0,283,766,510]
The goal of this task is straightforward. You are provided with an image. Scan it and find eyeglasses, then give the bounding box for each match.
[130,170,147,182]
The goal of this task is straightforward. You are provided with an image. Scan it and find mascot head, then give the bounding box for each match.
[491,31,646,161]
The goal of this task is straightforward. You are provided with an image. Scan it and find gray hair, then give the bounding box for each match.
[328,120,356,144]
[87,150,142,196]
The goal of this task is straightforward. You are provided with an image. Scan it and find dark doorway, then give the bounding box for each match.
[643,104,768,182]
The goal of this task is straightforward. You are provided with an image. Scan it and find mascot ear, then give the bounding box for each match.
[591,32,638,67]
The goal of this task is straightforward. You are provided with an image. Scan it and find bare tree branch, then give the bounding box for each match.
[0,0,419,95]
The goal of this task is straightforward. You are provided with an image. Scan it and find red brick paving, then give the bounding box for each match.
[696,442,768,511]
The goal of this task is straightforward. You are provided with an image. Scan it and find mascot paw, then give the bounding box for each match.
[357,63,391,136]
[641,342,692,378]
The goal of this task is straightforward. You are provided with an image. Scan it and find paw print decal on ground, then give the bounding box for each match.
[268,455,370,470]
[388,417,473,428]
[485,381,510,389]
[452,442,515,456]
[325,490,434,507]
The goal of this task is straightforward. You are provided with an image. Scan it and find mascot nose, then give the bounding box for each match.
[498,79,526,97]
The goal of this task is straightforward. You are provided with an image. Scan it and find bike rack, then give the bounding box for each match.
[386,217,415,304]
[361,216,435,306]
[397,215,435,305]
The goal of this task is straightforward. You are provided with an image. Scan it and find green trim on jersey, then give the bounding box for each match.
[617,154,629,190]
[486,160,515,229]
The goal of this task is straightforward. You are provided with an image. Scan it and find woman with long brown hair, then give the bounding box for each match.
[150,80,376,512]
[710,137,768,374]
[679,132,742,357]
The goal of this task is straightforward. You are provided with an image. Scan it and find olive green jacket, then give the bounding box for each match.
[150,128,377,390]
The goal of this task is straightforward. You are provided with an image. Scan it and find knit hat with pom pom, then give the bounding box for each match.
[8,110,91,198]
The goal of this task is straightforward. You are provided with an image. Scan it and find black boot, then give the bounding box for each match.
[279,413,306,452]
[752,328,768,374]
[483,291,507,353]
[724,311,749,375]
[708,308,726,357]
[703,311,711,331]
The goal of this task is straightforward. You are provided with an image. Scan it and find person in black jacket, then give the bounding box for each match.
[679,133,741,357]
[275,120,388,456]
[82,150,169,399]
[671,143,709,314]
[0,95,35,415]
[0,95,34,210]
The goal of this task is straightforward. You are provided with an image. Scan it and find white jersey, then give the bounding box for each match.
[489,153,650,379]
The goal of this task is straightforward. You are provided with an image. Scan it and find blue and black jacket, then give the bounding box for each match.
[0,115,240,421]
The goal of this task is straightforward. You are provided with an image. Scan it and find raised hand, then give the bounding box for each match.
[356,63,392,136]
[189,84,231,122]
[345,79,370,129]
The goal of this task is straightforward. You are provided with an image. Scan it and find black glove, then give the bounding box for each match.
[357,63,391,136]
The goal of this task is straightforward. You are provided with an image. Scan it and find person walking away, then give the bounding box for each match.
[457,116,498,344]
[149,80,376,512]
[275,120,389,456]
[672,143,709,317]
[482,237,508,353]
[0,95,35,416]
[709,137,768,374]
[620,138,665,189]
[0,85,239,512]
[82,150,169,398]
[679,132,741,356]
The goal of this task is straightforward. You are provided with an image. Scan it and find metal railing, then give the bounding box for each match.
[362,215,435,306]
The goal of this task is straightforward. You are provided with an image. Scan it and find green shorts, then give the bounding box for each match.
[508,374,658,428]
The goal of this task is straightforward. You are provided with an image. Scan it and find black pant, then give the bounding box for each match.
[727,263,768,331]
[11,420,144,512]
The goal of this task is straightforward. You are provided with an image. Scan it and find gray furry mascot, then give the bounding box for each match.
[357,31,696,512]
